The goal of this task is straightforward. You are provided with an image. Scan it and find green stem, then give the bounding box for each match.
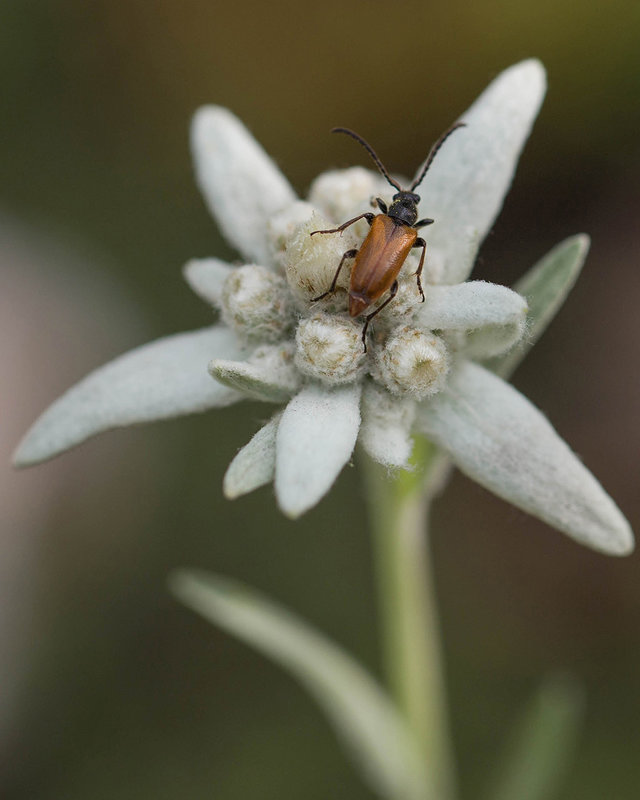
[363,439,457,800]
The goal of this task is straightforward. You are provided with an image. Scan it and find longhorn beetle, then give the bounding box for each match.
[310,122,466,350]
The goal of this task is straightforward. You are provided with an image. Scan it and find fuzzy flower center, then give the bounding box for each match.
[373,325,450,399]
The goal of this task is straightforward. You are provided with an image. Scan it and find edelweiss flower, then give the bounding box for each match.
[14,60,633,556]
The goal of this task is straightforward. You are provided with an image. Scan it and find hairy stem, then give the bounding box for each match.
[363,439,456,800]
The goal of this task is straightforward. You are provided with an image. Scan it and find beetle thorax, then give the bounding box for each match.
[387,191,420,226]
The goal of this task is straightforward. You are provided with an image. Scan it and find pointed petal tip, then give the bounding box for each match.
[278,501,305,520]
[222,483,239,500]
[223,415,279,499]
[190,103,297,265]
[275,486,314,519]
[494,59,547,114]
[275,476,311,518]
[605,524,635,557]
[418,362,635,557]
[507,57,547,89]
[190,106,258,159]
[11,424,77,468]
[182,258,203,282]
[191,104,236,135]
[422,59,548,284]
[182,257,234,309]
[274,482,326,520]
[191,106,239,160]
[275,384,362,520]
[11,438,43,469]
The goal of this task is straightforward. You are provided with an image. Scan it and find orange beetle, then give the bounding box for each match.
[311,123,466,349]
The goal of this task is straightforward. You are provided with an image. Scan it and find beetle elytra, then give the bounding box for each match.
[310,123,466,350]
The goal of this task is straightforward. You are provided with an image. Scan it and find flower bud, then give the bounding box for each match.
[266,201,317,270]
[282,212,358,308]
[373,272,424,331]
[308,167,389,230]
[373,325,450,399]
[221,265,293,342]
[295,313,366,384]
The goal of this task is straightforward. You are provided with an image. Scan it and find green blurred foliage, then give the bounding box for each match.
[1,1,639,798]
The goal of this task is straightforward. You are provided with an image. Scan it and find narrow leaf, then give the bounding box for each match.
[487,675,585,800]
[171,571,432,800]
[484,235,590,378]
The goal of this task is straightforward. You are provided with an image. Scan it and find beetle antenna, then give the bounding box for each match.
[410,122,467,191]
[332,127,402,191]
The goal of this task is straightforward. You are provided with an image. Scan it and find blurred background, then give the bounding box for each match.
[1,1,639,798]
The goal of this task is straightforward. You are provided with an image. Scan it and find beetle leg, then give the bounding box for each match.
[375,197,388,214]
[415,218,434,228]
[312,249,358,302]
[361,280,399,352]
[412,238,427,302]
[310,212,375,236]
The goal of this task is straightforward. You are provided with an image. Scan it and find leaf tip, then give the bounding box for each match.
[168,568,219,609]
[167,568,193,601]
[569,232,591,258]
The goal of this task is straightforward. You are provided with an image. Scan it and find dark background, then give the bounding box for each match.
[2,2,639,798]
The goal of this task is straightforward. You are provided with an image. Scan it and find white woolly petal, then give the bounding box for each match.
[14,327,246,466]
[417,361,634,555]
[420,60,546,284]
[223,414,281,499]
[275,383,362,518]
[209,343,300,403]
[183,257,233,308]
[220,265,294,343]
[360,382,415,469]
[191,106,297,266]
[418,281,528,358]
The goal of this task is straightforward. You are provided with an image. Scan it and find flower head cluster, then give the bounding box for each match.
[14,60,633,555]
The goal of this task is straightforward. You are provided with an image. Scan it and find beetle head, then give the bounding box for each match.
[388,191,420,226]
[331,123,467,225]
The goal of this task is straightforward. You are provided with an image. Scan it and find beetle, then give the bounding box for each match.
[310,122,466,350]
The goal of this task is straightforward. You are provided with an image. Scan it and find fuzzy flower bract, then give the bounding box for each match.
[14,60,633,556]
